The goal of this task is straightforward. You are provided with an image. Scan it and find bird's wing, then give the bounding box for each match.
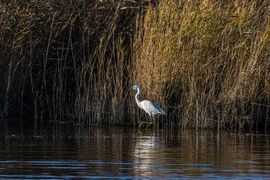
[152,102,166,115]
[151,101,166,115]
[141,100,166,115]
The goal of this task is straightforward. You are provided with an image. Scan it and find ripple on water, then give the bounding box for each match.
[0,128,270,179]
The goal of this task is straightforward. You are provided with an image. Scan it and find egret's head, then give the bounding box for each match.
[132,84,140,91]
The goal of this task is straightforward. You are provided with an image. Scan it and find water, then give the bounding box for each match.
[0,127,270,179]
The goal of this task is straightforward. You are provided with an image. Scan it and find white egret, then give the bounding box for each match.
[132,85,166,127]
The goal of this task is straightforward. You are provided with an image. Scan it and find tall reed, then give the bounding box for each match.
[132,0,270,130]
[0,1,143,129]
[0,0,270,131]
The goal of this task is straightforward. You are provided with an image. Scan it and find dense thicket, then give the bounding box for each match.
[132,0,270,130]
[0,0,269,130]
[0,0,145,128]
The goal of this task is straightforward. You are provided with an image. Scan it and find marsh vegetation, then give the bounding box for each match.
[0,0,269,131]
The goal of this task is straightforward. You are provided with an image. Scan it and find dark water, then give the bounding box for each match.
[1,126,270,179]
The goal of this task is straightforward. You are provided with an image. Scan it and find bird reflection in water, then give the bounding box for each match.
[134,132,164,176]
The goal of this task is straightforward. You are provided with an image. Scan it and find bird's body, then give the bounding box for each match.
[132,85,166,127]
[139,100,166,117]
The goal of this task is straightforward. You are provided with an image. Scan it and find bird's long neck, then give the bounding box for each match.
[135,88,142,108]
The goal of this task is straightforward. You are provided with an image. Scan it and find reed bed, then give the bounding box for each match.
[0,0,144,130]
[0,0,269,131]
[132,0,270,130]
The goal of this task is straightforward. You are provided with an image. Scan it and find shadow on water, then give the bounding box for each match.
[1,120,270,179]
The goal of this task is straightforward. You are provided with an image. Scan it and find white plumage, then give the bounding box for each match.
[132,85,166,124]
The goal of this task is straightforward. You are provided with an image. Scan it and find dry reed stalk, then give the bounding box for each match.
[132,0,270,129]
[0,0,269,131]
[0,0,141,128]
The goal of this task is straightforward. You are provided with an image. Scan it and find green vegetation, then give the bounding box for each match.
[0,0,269,131]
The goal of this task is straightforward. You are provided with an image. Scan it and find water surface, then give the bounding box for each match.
[0,127,270,179]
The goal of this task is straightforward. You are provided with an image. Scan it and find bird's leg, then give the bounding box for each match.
[147,113,152,123]
[153,116,156,125]
[139,121,144,128]
[139,114,148,128]
[154,116,159,128]
[145,114,153,128]
[152,115,157,128]
[151,115,154,124]
[139,114,154,128]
